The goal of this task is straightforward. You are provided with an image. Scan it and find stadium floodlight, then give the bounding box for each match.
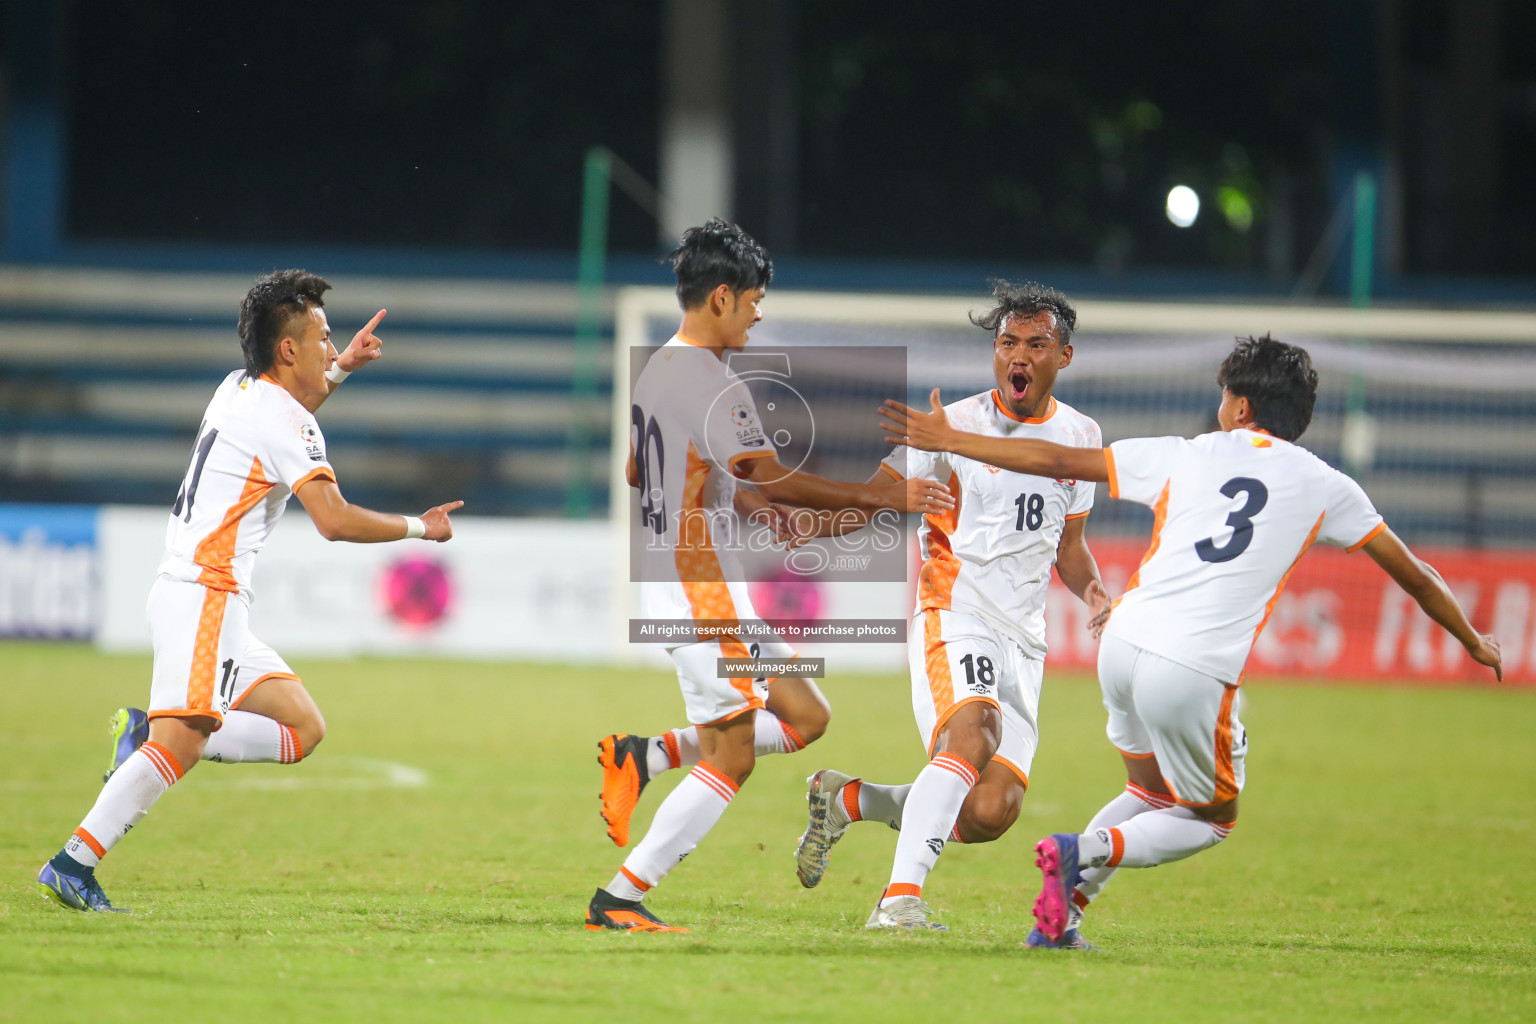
[1166,185,1200,228]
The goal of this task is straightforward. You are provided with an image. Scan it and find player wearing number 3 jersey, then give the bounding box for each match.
[879,334,1502,949]
[38,270,463,913]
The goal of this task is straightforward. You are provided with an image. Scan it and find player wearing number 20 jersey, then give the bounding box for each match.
[38,271,463,913]
[589,220,951,934]
[873,333,1503,948]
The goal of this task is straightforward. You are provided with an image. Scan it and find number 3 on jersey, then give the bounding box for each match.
[1195,477,1269,563]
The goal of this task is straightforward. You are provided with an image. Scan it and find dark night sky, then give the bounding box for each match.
[54,0,1536,277]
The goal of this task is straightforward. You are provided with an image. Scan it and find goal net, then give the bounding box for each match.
[611,287,1536,684]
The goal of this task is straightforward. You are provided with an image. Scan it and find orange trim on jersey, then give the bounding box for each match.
[926,695,1000,758]
[291,465,337,493]
[1115,746,1156,760]
[1064,510,1091,520]
[185,587,230,717]
[1110,482,1170,613]
[1346,521,1387,553]
[194,455,274,592]
[991,390,1057,424]
[674,333,711,349]
[878,461,904,482]
[1238,511,1325,685]
[884,883,923,900]
[72,828,106,859]
[619,865,652,892]
[1104,448,1120,499]
[727,449,776,478]
[1212,685,1240,803]
[676,442,739,625]
[989,755,1030,790]
[229,671,302,710]
[917,474,962,610]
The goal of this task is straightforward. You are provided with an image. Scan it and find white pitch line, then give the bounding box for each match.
[205,756,429,792]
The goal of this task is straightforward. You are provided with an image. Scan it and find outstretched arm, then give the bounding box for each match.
[313,309,386,411]
[737,455,954,516]
[297,477,463,543]
[1362,527,1502,680]
[765,469,916,543]
[880,389,1110,483]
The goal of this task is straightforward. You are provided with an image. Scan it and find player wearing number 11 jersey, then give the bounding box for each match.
[38,270,463,912]
[878,334,1502,948]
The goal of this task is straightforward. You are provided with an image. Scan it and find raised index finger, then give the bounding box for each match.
[361,308,387,334]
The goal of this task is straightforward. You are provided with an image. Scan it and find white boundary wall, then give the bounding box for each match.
[98,509,615,661]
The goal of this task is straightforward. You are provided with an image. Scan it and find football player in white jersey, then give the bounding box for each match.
[793,281,1113,932]
[879,334,1503,948]
[38,270,463,912]
[587,220,955,933]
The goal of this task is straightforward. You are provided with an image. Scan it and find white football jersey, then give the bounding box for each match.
[632,336,777,624]
[883,392,1100,657]
[1104,428,1384,684]
[158,371,337,598]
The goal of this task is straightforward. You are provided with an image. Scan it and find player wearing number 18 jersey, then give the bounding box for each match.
[793,282,1112,932]
[37,270,463,912]
[878,334,1502,948]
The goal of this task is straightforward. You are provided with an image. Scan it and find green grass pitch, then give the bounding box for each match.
[2,641,1532,1023]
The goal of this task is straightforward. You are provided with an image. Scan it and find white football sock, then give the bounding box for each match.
[829,778,909,831]
[200,711,303,764]
[1071,783,1176,924]
[645,712,805,777]
[880,754,977,906]
[1079,806,1233,869]
[65,741,186,868]
[607,762,739,901]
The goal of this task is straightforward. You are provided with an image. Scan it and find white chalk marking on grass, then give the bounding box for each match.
[207,756,429,792]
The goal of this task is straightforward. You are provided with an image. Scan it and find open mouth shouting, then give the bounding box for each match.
[1008,369,1030,402]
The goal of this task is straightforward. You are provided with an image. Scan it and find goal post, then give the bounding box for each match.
[609,286,1536,677]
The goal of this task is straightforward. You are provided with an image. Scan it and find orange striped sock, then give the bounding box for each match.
[72,741,185,865]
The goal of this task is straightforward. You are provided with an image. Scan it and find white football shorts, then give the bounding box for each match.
[668,631,798,726]
[910,610,1042,787]
[1098,633,1248,807]
[147,577,300,728]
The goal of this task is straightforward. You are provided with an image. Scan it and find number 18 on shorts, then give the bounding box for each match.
[909,609,1043,786]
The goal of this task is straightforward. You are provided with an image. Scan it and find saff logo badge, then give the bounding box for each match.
[300,424,319,444]
[731,403,756,429]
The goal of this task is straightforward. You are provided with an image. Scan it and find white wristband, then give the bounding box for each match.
[403,516,426,539]
[325,365,351,384]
